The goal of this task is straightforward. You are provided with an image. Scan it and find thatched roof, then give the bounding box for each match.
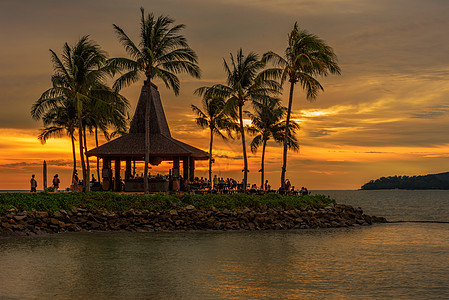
[86,83,209,160]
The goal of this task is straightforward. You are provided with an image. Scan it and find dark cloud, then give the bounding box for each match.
[411,105,449,119]
[0,160,73,170]
[309,129,337,137]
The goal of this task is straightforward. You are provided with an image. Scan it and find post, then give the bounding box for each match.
[189,158,195,182]
[114,159,121,192]
[182,156,190,192]
[183,157,189,183]
[102,158,112,191]
[132,159,136,177]
[43,160,47,191]
[125,158,132,180]
[172,157,180,191]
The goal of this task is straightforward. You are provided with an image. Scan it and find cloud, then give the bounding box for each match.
[410,105,449,119]
[309,129,337,137]
[1,0,449,189]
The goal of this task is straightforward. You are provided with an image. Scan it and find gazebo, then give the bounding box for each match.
[86,82,209,192]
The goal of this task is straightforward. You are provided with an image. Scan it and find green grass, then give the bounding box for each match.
[0,192,335,213]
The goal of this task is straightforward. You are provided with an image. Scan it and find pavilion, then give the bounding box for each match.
[86,82,209,192]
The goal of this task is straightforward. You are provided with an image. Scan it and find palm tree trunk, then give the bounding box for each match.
[83,126,90,192]
[144,80,152,194]
[239,103,248,192]
[281,81,295,188]
[71,133,77,174]
[78,116,87,192]
[95,126,100,182]
[261,138,267,189]
[209,126,214,190]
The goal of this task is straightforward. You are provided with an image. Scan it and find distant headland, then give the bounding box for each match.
[361,172,449,190]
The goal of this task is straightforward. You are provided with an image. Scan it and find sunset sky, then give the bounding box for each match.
[1,0,449,190]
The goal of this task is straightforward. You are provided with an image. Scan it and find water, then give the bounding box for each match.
[314,189,449,222]
[1,190,449,299]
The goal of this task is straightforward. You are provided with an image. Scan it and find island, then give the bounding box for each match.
[361,172,449,190]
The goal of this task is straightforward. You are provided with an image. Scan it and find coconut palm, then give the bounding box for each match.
[32,36,127,191]
[262,23,340,188]
[110,8,201,194]
[83,88,129,182]
[195,49,280,191]
[246,99,299,189]
[34,99,78,175]
[191,95,237,187]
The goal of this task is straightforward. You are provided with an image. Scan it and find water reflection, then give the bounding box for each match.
[1,224,449,299]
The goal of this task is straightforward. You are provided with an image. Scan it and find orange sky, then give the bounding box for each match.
[1,0,449,190]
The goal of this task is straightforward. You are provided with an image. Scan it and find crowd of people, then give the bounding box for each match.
[30,173,311,196]
[189,176,310,196]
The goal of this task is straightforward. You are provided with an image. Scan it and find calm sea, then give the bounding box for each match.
[1,190,448,299]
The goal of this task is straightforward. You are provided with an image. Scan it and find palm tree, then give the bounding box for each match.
[195,49,280,192]
[32,36,127,191]
[246,99,299,189]
[110,8,201,194]
[33,100,78,175]
[191,95,237,187]
[262,23,341,188]
[83,88,129,182]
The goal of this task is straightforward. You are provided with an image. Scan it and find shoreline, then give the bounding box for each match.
[0,203,387,237]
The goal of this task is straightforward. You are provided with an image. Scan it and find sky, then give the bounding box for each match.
[1,0,449,190]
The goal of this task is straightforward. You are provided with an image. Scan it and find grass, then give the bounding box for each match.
[0,192,335,213]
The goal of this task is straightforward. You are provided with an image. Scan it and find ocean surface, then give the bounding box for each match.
[1,190,449,299]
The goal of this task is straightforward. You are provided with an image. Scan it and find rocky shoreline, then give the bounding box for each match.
[0,203,387,237]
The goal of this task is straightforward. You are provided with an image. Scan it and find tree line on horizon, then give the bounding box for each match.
[361,173,449,190]
[31,7,340,194]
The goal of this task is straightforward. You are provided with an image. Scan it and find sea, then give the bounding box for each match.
[0,190,448,299]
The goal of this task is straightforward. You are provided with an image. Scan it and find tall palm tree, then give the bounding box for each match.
[83,88,129,182]
[262,23,340,188]
[246,99,299,189]
[32,36,127,191]
[33,100,78,175]
[110,8,201,194]
[196,49,280,191]
[191,95,237,187]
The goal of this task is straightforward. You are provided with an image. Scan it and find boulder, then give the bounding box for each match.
[185,205,196,211]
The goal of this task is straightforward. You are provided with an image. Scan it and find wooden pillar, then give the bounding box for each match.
[172,157,180,191]
[125,158,132,180]
[173,157,180,177]
[183,157,189,182]
[114,159,121,192]
[102,158,112,191]
[43,160,47,191]
[132,159,136,177]
[189,158,195,182]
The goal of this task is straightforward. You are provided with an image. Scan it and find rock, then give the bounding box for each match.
[185,205,195,211]
[53,211,64,219]
[13,215,27,221]
[49,218,60,226]
[88,221,100,229]
[242,208,252,214]
[169,209,178,216]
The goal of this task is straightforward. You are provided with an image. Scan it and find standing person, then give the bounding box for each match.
[52,174,60,192]
[30,174,37,192]
[72,171,79,192]
[285,179,291,191]
[213,175,219,188]
[264,180,269,191]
